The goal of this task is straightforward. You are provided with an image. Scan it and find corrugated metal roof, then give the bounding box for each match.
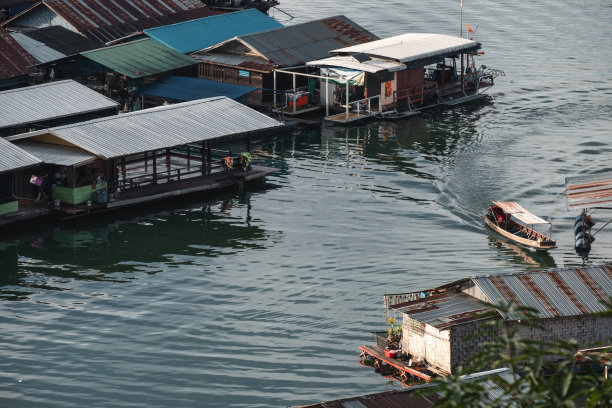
[295,369,514,408]
[13,140,96,166]
[330,33,480,65]
[207,15,379,68]
[145,9,283,54]
[192,52,277,71]
[4,0,214,45]
[472,265,612,320]
[565,171,612,209]
[492,201,550,225]
[0,79,119,130]
[10,31,66,63]
[392,292,493,330]
[7,96,283,159]
[16,25,98,57]
[0,26,36,80]
[307,55,406,73]
[132,76,256,101]
[80,39,198,78]
[0,137,41,174]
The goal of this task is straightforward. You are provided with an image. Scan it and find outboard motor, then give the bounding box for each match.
[574,211,595,254]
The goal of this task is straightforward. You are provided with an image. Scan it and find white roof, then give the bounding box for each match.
[493,201,550,225]
[13,140,96,167]
[0,80,119,130]
[306,55,406,73]
[330,33,480,64]
[7,97,283,160]
[0,137,41,174]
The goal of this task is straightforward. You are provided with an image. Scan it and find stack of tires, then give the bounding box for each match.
[574,212,595,254]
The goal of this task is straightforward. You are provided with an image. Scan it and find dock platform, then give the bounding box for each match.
[359,344,447,383]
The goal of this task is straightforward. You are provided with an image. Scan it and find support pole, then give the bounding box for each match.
[247,133,251,153]
[273,70,277,109]
[325,77,329,117]
[461,53,464,92]
[292,73,296,114]
[345,79,349,121]
[152,151,157,184]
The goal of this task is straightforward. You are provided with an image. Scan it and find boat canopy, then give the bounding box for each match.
[493,201,550,225]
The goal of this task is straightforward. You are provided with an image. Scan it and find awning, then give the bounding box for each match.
[493,201,550,225]
[565,171,612,209]
[132,76,256,102]
[13,140,97,167]
[320,67,365,86]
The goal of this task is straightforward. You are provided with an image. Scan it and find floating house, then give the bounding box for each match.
[0,79,119,136]
[144,9,283,54]
[3,96,286,227]
[1,0,214,45]
[0,25,36,88]
[0,136,45,225]
[9,25,97,64]
[277,33,503,123]
[191,15,378,105]
[371,264,612,375]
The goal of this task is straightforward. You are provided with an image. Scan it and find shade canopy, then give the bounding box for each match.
[132,76,256,102]
[493,201,550,225]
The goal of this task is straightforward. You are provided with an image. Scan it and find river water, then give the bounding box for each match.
[1,1,611,407]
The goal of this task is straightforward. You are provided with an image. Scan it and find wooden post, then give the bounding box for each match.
[206,142,211,174]
[187,145,191,169]
[325,76,329,117]
[292,73,296,114]
[202,141,206,176]
[152,151,157,184]
[121,157,126,188]
[461,53,464,92]
[247,133,251,153]
[144,151,148,172]
[165,148,171,181]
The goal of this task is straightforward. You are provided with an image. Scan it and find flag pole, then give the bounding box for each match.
[460,0,463,38]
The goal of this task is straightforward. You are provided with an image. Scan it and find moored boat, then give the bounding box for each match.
[484,201,556,250]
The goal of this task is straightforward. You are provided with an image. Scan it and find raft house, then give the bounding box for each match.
[0,79,119,137]
[360,264,612,383]
[565,171,612,255]
[191,15,378,110]
[1,96,287,228]
[274,33,504,123]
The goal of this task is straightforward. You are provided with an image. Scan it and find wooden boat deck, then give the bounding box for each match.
[484,214,556,250]
[325,110,377,124]
[359,344,439,382]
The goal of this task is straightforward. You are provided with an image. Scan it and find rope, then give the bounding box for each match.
[592,217,612,237]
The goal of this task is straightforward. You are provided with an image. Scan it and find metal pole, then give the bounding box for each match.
[345,79,349,121]
[325,77,329,117]
[292,73,296,114]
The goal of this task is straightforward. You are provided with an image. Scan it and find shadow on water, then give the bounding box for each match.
[0,186,275,299]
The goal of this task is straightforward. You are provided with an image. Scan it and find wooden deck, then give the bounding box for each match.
[324,110,378,124]
[108,165,277,209]
[0,199,52,228]
[359,344,437,383]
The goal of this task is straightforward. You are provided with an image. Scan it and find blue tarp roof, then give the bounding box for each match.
[132,76,256,102]
[143,9,283,54]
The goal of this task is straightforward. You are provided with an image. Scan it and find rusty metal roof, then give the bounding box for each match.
[295,368,515,408]
[0,26,36,80]
[492,201,550,225]
[392,292,494,330]
[566,171,612,209]
[4,0,214,45]
[206,15,379,68]
[472,264,612,320]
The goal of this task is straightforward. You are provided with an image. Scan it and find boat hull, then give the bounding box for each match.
[484,214,556,250]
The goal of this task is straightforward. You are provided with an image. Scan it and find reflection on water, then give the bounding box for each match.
[0,191,272,298]
[487,236,557,269]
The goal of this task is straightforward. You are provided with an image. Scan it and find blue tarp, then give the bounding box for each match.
[132,76,257,102]
[143,9,283,54]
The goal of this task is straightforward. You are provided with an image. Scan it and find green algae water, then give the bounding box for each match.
[1,1,611,407]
